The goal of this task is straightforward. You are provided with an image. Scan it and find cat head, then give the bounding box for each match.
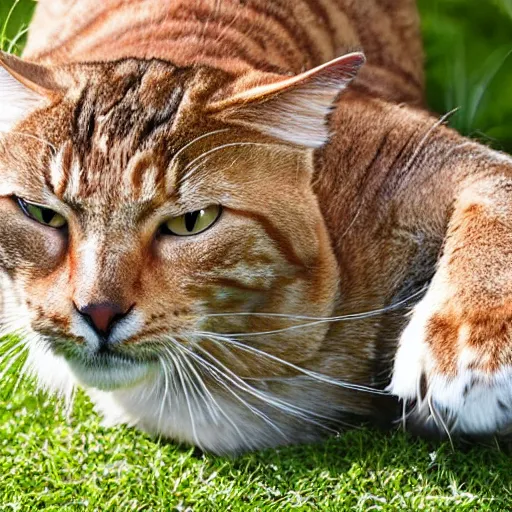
[0,51,364,395]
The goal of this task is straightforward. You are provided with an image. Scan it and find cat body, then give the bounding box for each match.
[24,0,424,104]
[0,0,511,454]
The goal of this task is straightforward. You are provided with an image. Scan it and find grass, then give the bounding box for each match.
[1,1,512,511]
[2,385,512,511]
[418,0,512,152]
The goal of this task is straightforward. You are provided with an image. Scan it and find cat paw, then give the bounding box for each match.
[388,289,512,437]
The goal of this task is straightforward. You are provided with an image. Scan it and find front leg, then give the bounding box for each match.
[389,175,512,436]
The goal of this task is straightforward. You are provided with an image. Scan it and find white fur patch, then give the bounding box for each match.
[49,146,68,193]
[65,157,83,198]
[109,310,144,344]
[0,65,43,133]
[69,312,101,348]
[25,339,76,401]
[87,372,286,454]
[75,235,101,293]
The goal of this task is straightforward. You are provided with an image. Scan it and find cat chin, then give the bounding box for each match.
[67,355,158,391]
[27,337,158,397]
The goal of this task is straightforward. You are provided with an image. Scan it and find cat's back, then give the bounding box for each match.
[24,0,423,104]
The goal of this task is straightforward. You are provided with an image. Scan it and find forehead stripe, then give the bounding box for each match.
[49,142,74,196]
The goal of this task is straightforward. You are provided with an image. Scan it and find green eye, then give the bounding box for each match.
[162,205,222,236]
[17,198,67,229]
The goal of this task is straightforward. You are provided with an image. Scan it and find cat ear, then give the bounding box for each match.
[209,52,365,148]
[0,51,62,132]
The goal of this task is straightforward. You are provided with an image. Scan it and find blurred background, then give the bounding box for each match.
[1,0,511,152]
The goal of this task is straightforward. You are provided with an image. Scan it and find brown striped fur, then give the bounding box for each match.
[0,0,511,453]
[24,0,424,104]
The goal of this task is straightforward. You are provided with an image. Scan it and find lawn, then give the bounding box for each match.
[1,1,511,511]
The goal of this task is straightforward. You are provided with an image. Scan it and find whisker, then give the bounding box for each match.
[156,355,172,433]
[0,345,28,383]
[0,337,27,367]
[0,130,57,153]
[9,339,37,397]
[394,108,459,198]
[10,358,29,394]
[194,332,389,396]
[168,128,230,171]
[166,346,212,424]
[179,141,281,183]
[189,341,341,431]
[183,345,308,432]
[0,311,31,331]
[197,330,253,373]
[178,150,245,187]
[64,387,76,421]
[202,287,426,330]
[428,394,454,450]
[401,399,408,432]
[171,344,221,423]
[179,343,291,438]
[163,347,201,448]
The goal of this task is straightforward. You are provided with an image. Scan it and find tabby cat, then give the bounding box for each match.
[0,0,511,454]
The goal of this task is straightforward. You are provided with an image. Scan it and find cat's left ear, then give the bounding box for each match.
[0,51,62,132]
[209,52,365,148]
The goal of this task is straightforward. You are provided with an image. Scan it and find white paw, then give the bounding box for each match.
[388,293,512,436]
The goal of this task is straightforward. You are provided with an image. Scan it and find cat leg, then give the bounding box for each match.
[389,174,512,436]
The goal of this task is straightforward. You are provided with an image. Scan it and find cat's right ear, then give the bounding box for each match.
[0,51,62,132]
[208,52,365,148]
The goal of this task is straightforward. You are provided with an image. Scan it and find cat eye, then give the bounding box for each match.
[16,197,67,229]
[162,205,222,236]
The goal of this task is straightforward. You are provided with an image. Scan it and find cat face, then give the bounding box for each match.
[0,52,362,396]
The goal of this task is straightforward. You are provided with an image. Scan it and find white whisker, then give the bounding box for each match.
[64,387,76,421]
[428,394,454,450]
[189,341,340,431]
[194,332,389,396]
[163,346,201,448]
[171,344,221,423]
[179,343,290,438]
[170,347,213,423]
[156,355,171,434]
[179,141,281,183]
[0,129,57,153]
[0,338,26,364]
[9,337,38,397]
[395,108,459,197]
[202,287,426,330]
[0,344,28,383]
[168,128,230,171]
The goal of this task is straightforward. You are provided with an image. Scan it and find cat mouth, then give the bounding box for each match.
[66,351,158,391]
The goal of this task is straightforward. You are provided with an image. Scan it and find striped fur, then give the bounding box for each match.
[24,0,424,104]
[0,0,511,453]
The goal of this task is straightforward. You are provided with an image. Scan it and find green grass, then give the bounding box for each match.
[418,0,512,152]
[1,1,512,510]
[2,385,512,511]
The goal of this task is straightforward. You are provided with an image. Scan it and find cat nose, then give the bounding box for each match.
[75,302,133,338]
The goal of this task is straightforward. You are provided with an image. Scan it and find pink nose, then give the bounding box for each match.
[76,302,131,336]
